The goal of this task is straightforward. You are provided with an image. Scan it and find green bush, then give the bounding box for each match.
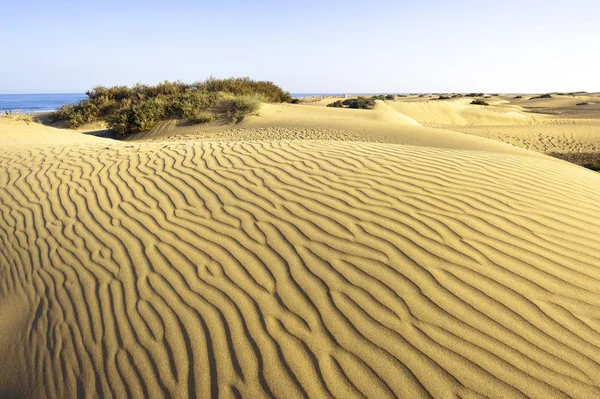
[471,99,489,106]
[385,94,395,100]
[345,97,376,109]
[222,94,262,122]
[49,77,290,136]
[291,98,301,104]
[326,97,376,109]
[327,100,344,108]
[186,110,214,123]
[437,95,451,100]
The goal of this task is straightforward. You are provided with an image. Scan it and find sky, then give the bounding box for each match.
[1,0,598,94]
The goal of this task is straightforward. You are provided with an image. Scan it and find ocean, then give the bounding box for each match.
[0,93,87,113]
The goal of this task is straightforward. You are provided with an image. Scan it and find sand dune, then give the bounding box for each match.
[2,114,600,398]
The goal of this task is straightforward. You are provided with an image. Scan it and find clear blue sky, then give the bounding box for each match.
[1,0,598,93]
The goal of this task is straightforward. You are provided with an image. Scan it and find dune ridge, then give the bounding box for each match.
[2,121,600,398]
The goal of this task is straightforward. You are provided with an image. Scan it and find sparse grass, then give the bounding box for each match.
[1,111,35,124]
[470,99,489,106]
[48,77,291,136]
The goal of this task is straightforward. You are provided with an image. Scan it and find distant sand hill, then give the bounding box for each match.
[2,96,600,398]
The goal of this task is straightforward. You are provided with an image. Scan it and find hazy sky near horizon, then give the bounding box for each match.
[1,0,598,93]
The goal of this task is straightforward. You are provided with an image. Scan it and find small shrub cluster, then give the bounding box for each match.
[576,102,589,106]
[365,94,396,101]
[465,93,485,97]
[49,77,291,136]
[471,99,489,106]
[583,159,600,171]
[290,98,301,104]
[514,95,523,99]
[529,94,552,100]
[220,94,262,122]
[437,95,451,100]
[327,97,377,109]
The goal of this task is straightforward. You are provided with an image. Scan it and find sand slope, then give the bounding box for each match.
[2,119,600,398]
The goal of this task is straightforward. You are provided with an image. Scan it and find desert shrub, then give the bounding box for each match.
[346,97,376,109]
[397,94,407,97]
[437,95,451,100]
[327,100,344,108]
[385,94,395,100]
[465,93,485,97]
[185,110,214,123]
[291,98,301,104]
[49,78,290,136]
[327,97,376,109]
[221,94,262,122]
[529,94,552,100]
[198,77,292,103]
[583,159,600,171]
[471,99,489,106]
[577,102,589,106]
[514,95,523,99]
[371,95,386,101]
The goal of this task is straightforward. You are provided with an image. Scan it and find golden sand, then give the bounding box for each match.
[1,96,600,398]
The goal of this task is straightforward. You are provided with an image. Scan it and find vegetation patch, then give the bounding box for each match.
[327,97,377,109]
[576,102,589,106]
[529,94,552,100]
[470,99,489,106]
[49,77,291,137]
[584,160,600,171]
[436,95,451,100]
[1,111,34,124]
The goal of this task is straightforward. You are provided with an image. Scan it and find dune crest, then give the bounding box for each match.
[2,121,600,398]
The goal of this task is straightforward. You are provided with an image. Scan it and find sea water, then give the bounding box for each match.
[0,93,86,113]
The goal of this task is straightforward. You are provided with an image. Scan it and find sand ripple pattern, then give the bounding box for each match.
[2,140,600,398]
